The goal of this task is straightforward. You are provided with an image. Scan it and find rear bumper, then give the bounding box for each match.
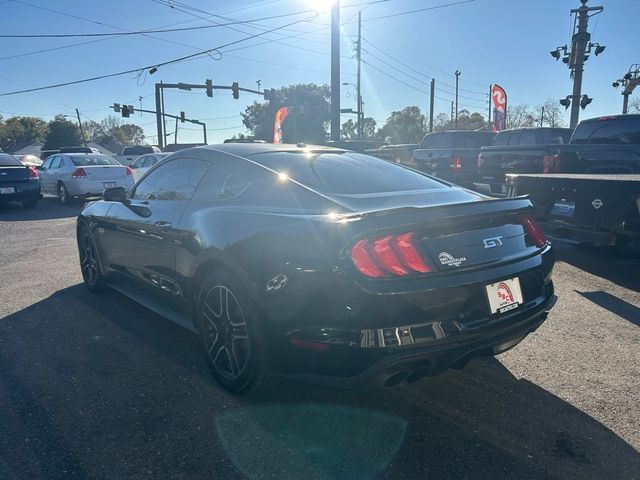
[282,293,556,389]
[0,183,40,203]
[66,178,134,196]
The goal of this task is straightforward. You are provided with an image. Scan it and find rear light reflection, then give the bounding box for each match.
[27,166,38,179]
[522,214,548,247]
[126,166,134,176]
[350,233,433,278]
[543,154,560,174]
[450,155,462,173]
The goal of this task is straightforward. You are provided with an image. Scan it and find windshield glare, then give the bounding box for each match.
[71,155,119,166]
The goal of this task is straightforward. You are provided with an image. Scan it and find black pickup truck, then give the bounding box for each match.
[411,130,495,186]
[477,127,573,193]
[507,173,640,247]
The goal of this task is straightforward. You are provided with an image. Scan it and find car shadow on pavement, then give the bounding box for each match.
[0,285,639,479]
[0,198,82,222]
[576,290,640,327]
[554,241,640,292]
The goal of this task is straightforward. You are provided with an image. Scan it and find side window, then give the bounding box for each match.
[519,130,536,145]
[492,132,509,146]
[131,156,145,169]
[131,158,209,201]
[50,157,62,169]
[41,157,54,170]
[421,134,447,149]
[144,156,158,168]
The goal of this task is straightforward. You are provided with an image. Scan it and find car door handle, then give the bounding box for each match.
[154,221,172,228]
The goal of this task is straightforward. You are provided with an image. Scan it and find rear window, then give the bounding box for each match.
[70,155,119,166]
[122,146,154,156]
[0,154,21,167]
[453,132,495,148]
[571,118,640,145]
[249,151,448,194]
[539,128,572,144]
[420,133,450,149]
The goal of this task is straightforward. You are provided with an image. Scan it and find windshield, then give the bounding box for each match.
[0,154,21,166]
[249,151,448,194]
[70,155,119,166]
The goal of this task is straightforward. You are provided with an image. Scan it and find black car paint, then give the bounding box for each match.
[0,154,40,204]
[78,144,555,388]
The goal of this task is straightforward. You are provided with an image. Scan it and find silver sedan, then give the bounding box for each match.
[38,153,134,204]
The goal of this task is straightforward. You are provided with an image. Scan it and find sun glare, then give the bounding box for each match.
[306,0,338,13]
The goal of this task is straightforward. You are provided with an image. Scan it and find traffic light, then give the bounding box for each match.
[180,111,186,123]
[112,103,121,113]
[559,97,571,110]
[263,89,273,101]
[232,82,239,99]
[128,105,135,115]
[205,79,213,97]
[122,105,131,117]
[580,95,593,110]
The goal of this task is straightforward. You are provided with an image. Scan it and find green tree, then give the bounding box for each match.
[43,115,82,150]
[0,116,48,151]
[340,117,377,140]
[242,83,330,144]
[377,106,426,144]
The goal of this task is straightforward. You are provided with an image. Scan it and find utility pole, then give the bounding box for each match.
[356,10,363,142]
[613,64,640,114]
[551,0,604,128]
[154,83,163,149]
[174,117,178,144]
[454,70,461,128]
[330,1,341,141]
[160,80,167,147]
[488,84,492,130]
[75,108,87,147]
[540,106,545,126]
[139,96,143,116]
[429,79,435,132]
[450,101,454,125]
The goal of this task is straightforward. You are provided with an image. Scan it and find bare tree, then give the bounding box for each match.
[506,104,537,128]
[629,97,640,114]
[534,99,567,127]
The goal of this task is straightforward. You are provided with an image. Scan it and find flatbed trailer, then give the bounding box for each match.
[506,173,640,246]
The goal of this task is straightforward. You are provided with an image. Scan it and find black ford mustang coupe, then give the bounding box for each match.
[76,143,556,393]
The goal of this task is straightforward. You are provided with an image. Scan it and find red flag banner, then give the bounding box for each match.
[491,84,507,132]
[273,107,289,144]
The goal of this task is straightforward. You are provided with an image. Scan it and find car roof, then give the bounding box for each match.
[580,114,640,123]
[192,143,346,158]
[62,152,111,156]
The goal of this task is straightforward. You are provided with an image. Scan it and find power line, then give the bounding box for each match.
[0,13,318,96]
[0,10,317,38]
[363,0,475,22]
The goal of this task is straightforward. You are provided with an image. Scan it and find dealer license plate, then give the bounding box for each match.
[485,277,524,315]
[550,200,576,218]
[104,182,116,189]
[0,186,16,194]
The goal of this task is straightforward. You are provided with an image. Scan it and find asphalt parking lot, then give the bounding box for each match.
[0,199,639,480]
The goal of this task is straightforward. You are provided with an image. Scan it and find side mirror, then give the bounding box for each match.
[103,186,128,203]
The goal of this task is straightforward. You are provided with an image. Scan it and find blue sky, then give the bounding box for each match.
[0,0,637,144]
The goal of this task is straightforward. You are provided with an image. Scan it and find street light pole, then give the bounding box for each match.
[454,70,461,128]
[330,1,341,142]
[356,10,363,142]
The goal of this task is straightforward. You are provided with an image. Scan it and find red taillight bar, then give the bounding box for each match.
[350,232,433,278]
[126,166,134,176]
[450,155,462,173]
[27,166,38,179]
[72,167,87,178]
[522,214,548,247]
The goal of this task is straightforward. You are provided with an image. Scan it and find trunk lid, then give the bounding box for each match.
[81,165,128,180]
[0,165,30,185]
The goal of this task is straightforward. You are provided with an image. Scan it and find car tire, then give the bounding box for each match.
[78,224,106,292]
[197,270,273,394]
[22,198,37,208]
[58,182,71,205]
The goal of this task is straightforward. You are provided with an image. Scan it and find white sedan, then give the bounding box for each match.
[38,153,134,204]
[130,153,171,182]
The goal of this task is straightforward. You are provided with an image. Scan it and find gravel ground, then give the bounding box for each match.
[0,199,638,480]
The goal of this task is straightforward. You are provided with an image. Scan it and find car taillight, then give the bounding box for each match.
[71,167,87,178]
[27,166,38,179]
[450,155,462,173]
[126,166,134,176]
[543,154,560,174]
[350,233,433,278]
[522,214,548,247]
